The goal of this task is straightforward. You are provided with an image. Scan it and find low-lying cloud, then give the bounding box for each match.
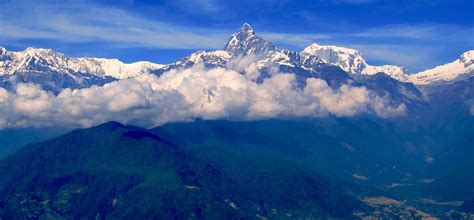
[0,65,406,129]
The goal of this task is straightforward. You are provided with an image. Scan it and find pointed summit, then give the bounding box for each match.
[224,23,276,56]
[239,22,255,35]
[460,50,474,64]
[93,121,125,131]
[0,46,9,59]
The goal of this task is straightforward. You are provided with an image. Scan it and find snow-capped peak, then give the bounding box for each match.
[409,50,474,85]
[224,23,276,56]
[24,47,56,56]
[301,43,366,73]
[460,50,474,64]
[300,43,409,81]
[70,58,165,79]
[0,47,71,76]
[303,43,361,57]
[175,50,231,67]
[238,22,255,36]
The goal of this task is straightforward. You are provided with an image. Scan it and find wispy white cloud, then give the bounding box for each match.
[173,0,222,13]
[344,44,440,72]
[0,1,229,49]
[341,24,474,71]
[351,24,474,42]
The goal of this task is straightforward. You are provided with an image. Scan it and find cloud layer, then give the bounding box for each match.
[0,65,406,129]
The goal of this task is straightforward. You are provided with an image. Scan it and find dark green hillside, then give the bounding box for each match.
[0,122,253,219]
[188,146,373,217]
[0,121,368,219]
[151,119,430,185]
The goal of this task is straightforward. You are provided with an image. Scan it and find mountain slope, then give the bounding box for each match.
[0,46,165,92]
[224,22,277,56]
[151,119,431,186]
[409,50,474,85]
[0,46,165,79]
[300,43,409,81]
[0,122,254,218]
[0,121,369,219]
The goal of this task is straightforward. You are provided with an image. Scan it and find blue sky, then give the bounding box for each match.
[1,0,473,72]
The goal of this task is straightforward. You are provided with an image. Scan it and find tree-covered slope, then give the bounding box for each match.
[0,121,368,219]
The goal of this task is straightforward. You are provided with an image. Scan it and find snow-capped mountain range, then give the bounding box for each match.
[0,46,164,79]
[0,46,165,92]
[1,23,473,92]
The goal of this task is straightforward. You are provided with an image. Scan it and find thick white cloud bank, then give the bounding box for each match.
[0,66,406,129]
